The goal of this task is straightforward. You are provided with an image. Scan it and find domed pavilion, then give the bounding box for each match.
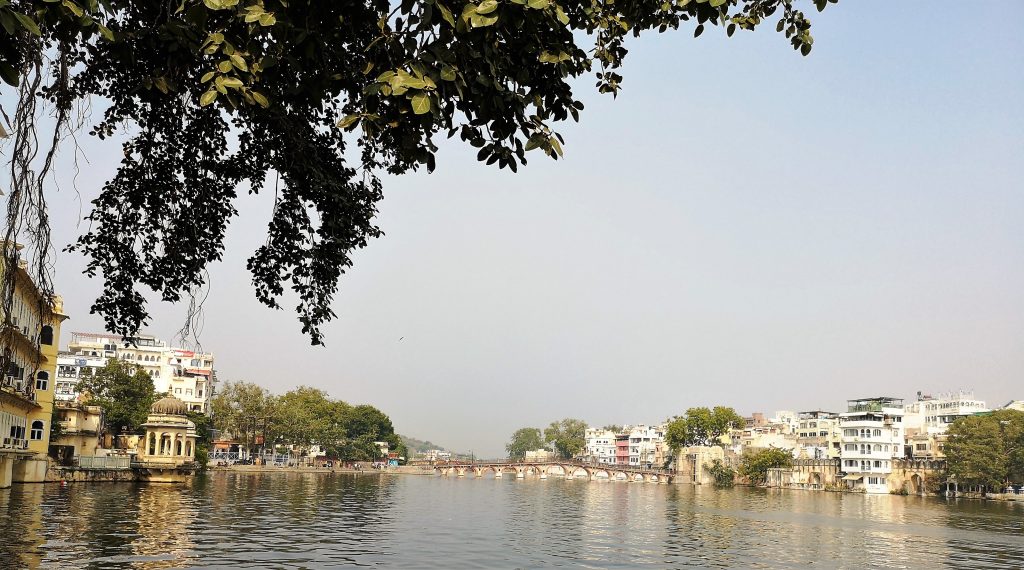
[135,395,199,482]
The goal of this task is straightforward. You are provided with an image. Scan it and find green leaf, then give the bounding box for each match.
[555,6,569,25]
[251,91,269,108]
[469,13,498,28]
[96,23,114,41]
[12,12,40,36]
[218,60,233,73]
[436,2,456,27]
[259,13,276,26]
[527,0,549,9]
[220,77,244,89]
[230,54,248,72]
[199,90,218,107]
[440,66,456,82]
[476,0,499,15]
[709,0,727,7]
[410,92,431,115]
[62,0,84,18]
[337,114,360,129]
[201,71,216,83]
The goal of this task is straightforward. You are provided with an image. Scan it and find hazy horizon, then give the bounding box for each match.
[8,1,1021,457]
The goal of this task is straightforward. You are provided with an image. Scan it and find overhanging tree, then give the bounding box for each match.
[1,0,836,344]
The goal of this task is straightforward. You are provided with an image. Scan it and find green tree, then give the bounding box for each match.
[944,411,1024,492]
[544,418,587,459]
[506,427,545,459]
[48,405,64,444]
[187,410,213,469]
[0,0,833,345]
[78,358,157,436]
[706,459,736,488]
[210,380,275,455]
[739,447,793,486]
[665,406,745,450]
[601,425,623,433]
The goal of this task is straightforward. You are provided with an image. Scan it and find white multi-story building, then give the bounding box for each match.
[903,390,987,459]
[584,428,618,465]
[627,425,665,468]
[839,397,905,494]
[56,332,216,414]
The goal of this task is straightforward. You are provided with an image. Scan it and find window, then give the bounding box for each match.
[175,388,182,394]
[30,420,44,440]
[40,326,53,345]
[35,371,48,391]
[873,460,881,468]
[185,389,193,396]
[873,429,882,437]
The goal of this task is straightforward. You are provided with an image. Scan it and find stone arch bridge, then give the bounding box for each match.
[434,461,674,483]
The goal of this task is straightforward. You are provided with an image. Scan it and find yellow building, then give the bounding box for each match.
[0,242,68,487]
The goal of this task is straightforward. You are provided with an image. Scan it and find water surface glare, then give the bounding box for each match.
[1,472,1023,568]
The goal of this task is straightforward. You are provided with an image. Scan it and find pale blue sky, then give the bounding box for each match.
[8,1,1022,456]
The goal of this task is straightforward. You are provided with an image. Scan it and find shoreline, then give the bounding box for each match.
[209,465,434,476]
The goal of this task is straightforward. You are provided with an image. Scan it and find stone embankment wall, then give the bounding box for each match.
[764,458,946,495]
[46,463,139,483]
[766,459,842,491]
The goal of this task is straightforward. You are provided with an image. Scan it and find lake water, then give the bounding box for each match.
[1,472,1022,568]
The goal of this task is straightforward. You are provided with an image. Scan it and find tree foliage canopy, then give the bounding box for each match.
[665,406,744,450]
[211,380,402,460]
[945,410,1024,492]
[505,426,545,459]
[1,0,835,344]
[544,417,586,459]
[738,446,792,485]
[77,358,158,434]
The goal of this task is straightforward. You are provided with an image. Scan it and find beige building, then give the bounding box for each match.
[52,401,103,459]
[0,242,67,487]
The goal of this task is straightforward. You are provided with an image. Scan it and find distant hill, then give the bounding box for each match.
[399,434,452,455]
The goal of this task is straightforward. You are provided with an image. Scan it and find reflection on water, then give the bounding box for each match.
[1,473,1022,569]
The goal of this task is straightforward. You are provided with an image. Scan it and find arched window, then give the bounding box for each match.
[40,325,54,345]
[149,433,156,455]
[873,429,882,437]
[30,420,44,440]
[35,371,49,391]
[175,439,182,456]
[186,441,193,457]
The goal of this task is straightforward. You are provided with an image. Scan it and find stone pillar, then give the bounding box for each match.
[0,455,13,489]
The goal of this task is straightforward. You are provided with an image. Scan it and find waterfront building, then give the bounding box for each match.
[584,428,618,465]
[0,243,68,487]
[902,390,987,459]
[51,401,104,460]
[614,433,630,465]
[60,332,216,413]
[794,411,842,459]
[524,449,556,461]
[838,397,905,493]
[627,425,665,468]
[1002,400,1024,413]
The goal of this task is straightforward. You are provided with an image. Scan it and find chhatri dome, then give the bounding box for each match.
[150,395,188,416]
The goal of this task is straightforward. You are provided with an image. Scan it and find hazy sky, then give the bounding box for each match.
[8,1,1022,457]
